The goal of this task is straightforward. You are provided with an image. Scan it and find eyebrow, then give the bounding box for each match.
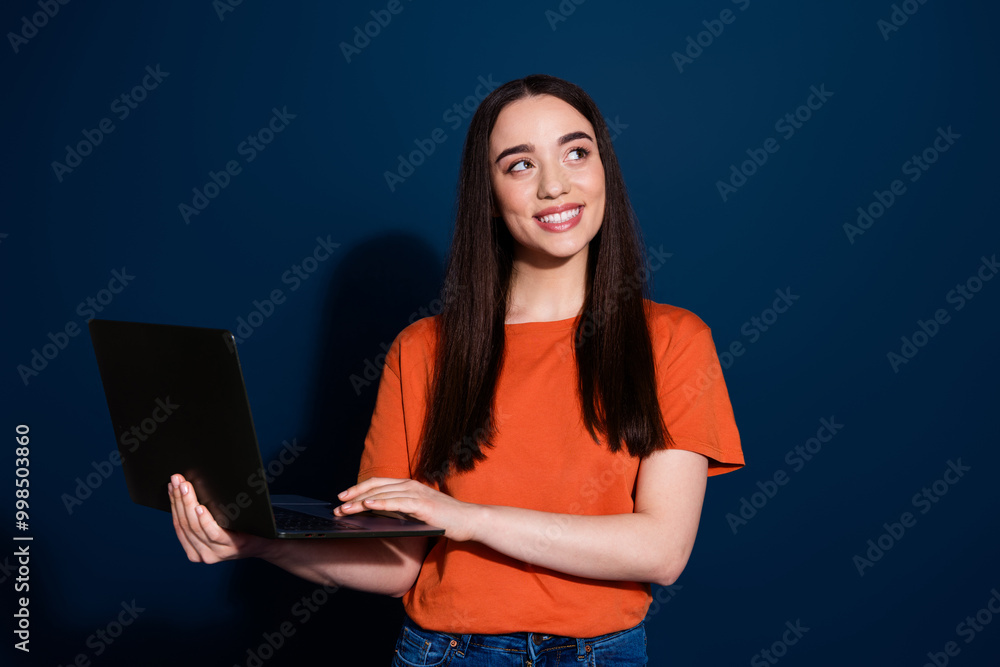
[493,131,595,165]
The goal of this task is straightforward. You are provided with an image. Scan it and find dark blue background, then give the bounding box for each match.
[3,1,998,665]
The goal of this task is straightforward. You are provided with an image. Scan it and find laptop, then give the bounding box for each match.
[88,318,444,539]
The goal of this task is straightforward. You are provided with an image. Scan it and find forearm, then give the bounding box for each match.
[336,469,701,586]
[473,505,688,586]
[251,536,427,597]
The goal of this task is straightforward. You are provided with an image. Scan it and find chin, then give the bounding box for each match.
[532,242,590,263]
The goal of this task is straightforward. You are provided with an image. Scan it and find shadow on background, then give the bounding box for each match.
[27,233,445,665]
[225,232,445,664]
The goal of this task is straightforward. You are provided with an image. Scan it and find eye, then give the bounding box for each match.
[507,158,533,173]
[567,147,590,161]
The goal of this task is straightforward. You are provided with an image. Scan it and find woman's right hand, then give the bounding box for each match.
[168,473,267,564]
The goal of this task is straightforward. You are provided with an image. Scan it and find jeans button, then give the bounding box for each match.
[532,633,543,645]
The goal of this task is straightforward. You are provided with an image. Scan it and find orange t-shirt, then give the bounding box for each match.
[357,301,744,636]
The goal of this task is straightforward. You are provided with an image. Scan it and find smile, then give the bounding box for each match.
[533,205,583,233]
[536,207,581,224]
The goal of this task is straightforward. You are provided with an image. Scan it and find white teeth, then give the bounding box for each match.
[537,207,581,224]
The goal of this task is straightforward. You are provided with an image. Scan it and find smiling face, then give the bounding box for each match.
[489,94,606,267]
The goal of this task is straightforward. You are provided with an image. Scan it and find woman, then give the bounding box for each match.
[169,74,744,666]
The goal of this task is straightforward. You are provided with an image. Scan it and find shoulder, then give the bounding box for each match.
[384,315,439,377]
[643,299,712,344]
[394,314,439,347]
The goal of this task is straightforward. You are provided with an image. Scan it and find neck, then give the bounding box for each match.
[505,245,589,324]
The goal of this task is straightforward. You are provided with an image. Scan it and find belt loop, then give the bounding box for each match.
[453,632,473,659]
[576,637,588,661]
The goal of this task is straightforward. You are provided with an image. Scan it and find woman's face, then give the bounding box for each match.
[488,94,605,266]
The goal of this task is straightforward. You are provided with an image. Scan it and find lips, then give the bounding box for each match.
[532,203,583,233]
[534,203,583,224]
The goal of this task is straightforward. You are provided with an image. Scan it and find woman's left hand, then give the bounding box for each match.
[334,477,482,542]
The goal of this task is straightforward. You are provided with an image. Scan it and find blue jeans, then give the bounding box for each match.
[391,613,647,666]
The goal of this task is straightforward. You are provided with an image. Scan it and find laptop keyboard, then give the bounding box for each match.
[272,506,365,532]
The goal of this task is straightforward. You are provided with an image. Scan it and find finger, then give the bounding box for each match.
[337,477,411,501]
[168,481,200,561]
[337,479,416,508]
[360,494,426,518]
[170,474,196,533]
[360,496,433,526]
[169,476,202,556]
[170,502,195,558]
[336,491,397,515]
[337,478,385,501]
[355,479,426,505]
[333,477,408,516]
[172,475,246,561]
[196,502,234,547]
[177,480,214,555]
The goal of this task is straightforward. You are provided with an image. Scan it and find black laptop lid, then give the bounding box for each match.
[88,319,278,537]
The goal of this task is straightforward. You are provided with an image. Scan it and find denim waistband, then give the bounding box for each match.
[401,613,643,662]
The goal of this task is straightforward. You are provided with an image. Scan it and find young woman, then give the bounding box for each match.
[169,74,744,666]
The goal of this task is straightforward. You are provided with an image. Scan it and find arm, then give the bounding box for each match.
[168,474,428,598]
[335,447,708,586]
[477,447,707,585]
[167,327,437,596]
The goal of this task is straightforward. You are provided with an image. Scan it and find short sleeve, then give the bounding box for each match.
[657,325,744,476]
[357,333,416,483]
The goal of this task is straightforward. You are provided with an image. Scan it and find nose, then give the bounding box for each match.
[537,162,568,199]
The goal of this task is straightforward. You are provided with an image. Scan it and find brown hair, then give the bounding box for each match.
[416,74,670,483]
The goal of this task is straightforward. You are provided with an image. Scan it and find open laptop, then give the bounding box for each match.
[88,319,444,540]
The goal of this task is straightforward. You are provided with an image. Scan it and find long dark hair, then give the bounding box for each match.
[416,74,670,483]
